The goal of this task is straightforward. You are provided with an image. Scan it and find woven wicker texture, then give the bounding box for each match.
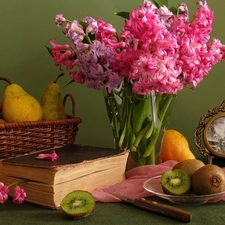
[0,94,82,159]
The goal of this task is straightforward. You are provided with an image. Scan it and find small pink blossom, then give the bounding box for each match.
[50,38,76,70]
[0,182,9,203]
[36,150,59,162]
[54,14,66,27]
[83,16,98,34]
[13,186,26,204]
[67,20,85,43]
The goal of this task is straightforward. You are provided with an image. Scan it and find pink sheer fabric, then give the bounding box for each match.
[91,160,225,203]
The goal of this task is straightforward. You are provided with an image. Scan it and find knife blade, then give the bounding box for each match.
[110,193,192,223]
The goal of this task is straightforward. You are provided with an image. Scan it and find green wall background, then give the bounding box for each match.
[0,0,225,159]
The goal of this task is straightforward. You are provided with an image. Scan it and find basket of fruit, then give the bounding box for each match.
[0,75,82,159]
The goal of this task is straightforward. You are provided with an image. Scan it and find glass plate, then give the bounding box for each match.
[143,175,225,205]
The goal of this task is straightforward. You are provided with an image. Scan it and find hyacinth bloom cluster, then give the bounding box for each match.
[49,0,225,165]
[50,0,225,96]
[0,182,26,204]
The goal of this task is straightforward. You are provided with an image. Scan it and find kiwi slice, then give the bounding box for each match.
[161,169,191,195]
[60,190,95,219]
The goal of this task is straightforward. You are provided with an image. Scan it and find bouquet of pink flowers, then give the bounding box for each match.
[48,0,225,165]
[50,0,225,94]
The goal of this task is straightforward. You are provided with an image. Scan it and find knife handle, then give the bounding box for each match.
[133,198,191,223]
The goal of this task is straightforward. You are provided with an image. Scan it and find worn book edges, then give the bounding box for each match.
[0,144,129,209]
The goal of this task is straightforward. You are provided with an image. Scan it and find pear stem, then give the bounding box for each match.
[54,73,64,83]
[0,76,12,85]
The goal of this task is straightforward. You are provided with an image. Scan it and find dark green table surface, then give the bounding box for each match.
[2,157,225,224]
[1,195,225,225]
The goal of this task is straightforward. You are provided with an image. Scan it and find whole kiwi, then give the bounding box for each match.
[173,159,205,177]
[192,164,225,195]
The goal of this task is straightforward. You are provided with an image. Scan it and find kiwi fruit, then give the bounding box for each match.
[60,190,95,219]
[192,164,225,195]
[173,159,205,177]
[161,169,191,195]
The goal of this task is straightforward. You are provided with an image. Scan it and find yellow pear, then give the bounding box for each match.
[160,129,196,162]
[1,76,43,123]
[40,73,67,120]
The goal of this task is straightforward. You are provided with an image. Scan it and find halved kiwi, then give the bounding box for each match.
[161,169,191,195]
[60,190,95,219]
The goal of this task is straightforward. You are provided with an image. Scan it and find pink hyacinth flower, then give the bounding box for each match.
[13,186,27,204]
[0,182,9,203]
[36,150,59,162]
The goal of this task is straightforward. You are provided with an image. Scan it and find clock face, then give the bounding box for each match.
[194,100,225,161]
[204,114,225,158]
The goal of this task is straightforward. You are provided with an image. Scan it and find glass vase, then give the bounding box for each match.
[103,80,176,166]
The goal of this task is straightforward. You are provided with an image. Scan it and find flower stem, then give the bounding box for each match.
[143,94,174,158]
[131,124,149,152]
[118,101,133,149]
[8,179,29,188]
[132,96,150,133]
[102,89,120,142]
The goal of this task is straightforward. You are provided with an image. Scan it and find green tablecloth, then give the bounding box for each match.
[1,196,225,225]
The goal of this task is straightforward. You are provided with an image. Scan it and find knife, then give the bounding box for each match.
[110,193,192,223]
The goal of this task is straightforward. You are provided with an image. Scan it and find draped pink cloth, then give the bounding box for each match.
[91,160,225,203]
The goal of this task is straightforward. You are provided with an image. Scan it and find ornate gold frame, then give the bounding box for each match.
[194,100,225,160]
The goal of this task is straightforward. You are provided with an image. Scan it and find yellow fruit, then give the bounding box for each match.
[160,130,195,162]
[1,77,43,123]
[40,73,67,120]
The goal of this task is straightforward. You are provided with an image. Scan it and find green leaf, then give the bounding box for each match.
[169,5,179,15]
[152,0,168,7]
[45,45,53,57]
[79,20,86,29]
[62,79,75,89]
[55,73,65,83]
[114,11,130,19]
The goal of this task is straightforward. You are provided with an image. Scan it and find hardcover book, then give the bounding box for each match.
[0,144,129,209]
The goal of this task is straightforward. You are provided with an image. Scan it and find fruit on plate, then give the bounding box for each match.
[160,130,195,162]
[40,73,67,120]
[0,76,43,123]
[60,190,95,219]
[161,169,191,195]
[173,159,205,177]
[192,164,225,195]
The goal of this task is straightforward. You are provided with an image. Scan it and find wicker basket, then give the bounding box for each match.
[0,94,82,159]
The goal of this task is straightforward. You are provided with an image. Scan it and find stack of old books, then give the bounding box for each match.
[0,144,129,209]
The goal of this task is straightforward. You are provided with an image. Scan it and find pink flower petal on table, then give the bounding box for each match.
[36,150,59,162]
[13,186,26,204]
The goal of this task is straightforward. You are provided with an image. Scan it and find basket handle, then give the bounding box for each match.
[63,93,75,117]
